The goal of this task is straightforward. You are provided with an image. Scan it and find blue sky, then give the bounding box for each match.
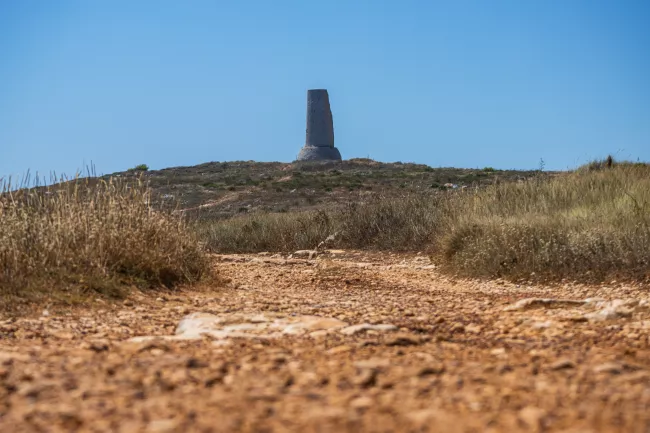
[1,0,648,178]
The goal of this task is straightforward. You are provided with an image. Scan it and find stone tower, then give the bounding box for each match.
[296,89,342,161]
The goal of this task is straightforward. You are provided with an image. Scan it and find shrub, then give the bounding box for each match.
[580,155,614,172]
[128,164,149,172]
[0,176,210,307]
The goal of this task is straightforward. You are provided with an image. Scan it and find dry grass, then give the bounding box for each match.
[0,175,210,307]
[199,194,441,253]
[437,160,650,282]
[336,195,441,250]
[198,210,335,253]
[200,158,649,283]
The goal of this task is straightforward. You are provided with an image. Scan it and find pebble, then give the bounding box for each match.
[518,406,547,431]
[417,364,445,376]
[385,334,421,346]
[327,345,353,355]
[349,396,374,410]
[549,359,576,371]
[339,323,398,336]
[593,362,623,374]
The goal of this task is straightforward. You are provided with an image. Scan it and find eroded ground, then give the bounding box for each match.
[1,251,649,432]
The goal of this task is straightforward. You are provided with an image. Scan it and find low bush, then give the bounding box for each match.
[128,164,149,171]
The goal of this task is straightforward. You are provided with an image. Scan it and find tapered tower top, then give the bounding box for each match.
[296,89,342,161]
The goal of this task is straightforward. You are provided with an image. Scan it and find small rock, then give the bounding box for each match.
[593,362,623,374]
[327,345,353,355]
[549,359,575,371]
[293,250,318,259]
[0,351,30,364]
[450,323,465,333]
[530,320,553,329]
[356,340,380,348]
[497,363,514,374]
[123,300,134,307]
[584,299,637,321]
[417,364,445,376]
[51,331,75,340]
[504,298,585,311]
[340,323,397,336]
[353,369,377,388]
[309,330,330,339]
[18,383,45,399]
[385,334,421,346]
[186,358,208,369]
[146,419,179,433]
[354,358,391,370]
[85,340,110,353]
[349,396,374,410]
[518,406,547,431]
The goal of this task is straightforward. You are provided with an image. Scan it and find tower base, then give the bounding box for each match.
[296,146,342,162]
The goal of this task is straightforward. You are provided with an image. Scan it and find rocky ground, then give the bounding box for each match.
[1,251,649,432]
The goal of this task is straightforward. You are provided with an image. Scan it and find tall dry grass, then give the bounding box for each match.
[198,210,335,253]
[0,175,209,304]
[437,161,650,281]
[200,158,649,282]
[198,194,441,253]
[336,195,441,250]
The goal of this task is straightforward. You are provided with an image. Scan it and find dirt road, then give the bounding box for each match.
[1,251,649,432]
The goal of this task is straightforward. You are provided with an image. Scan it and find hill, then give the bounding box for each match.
[107,159,543,220]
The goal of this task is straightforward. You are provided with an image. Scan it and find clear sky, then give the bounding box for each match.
[1,0,649,178]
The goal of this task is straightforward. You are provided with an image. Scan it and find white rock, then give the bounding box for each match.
[127,312,347,342]
[339,323,398,336]
[584,299,638,321]
[293,250,318,259]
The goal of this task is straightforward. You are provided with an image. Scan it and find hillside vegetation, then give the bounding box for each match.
[437,160,650,281]
[0,176,209,309]
[201,159,650,283]
[2,157,646,310]
[110,159,539,220]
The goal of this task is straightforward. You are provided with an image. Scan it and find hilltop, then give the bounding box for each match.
[107,159,543,220]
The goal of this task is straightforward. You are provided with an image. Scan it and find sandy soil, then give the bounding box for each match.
[1,251,649,432]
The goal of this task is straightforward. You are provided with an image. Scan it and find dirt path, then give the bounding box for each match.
[1,251,649,432]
